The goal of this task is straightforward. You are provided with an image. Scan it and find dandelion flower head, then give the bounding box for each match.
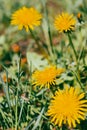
[11,6,42,32]
[47,86,87,128]
[54,12,76,33]
[32,66,64,89]
[77,13,82,19]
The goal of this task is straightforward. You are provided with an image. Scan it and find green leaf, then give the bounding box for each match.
[27,52,48,71]
[32,107,45,130]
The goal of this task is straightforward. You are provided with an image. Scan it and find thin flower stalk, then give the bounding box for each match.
[68,33,78,60]
[41,1,54,57]
[29,28,48,56]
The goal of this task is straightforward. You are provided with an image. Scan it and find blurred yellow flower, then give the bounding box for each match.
[77,12,82,19]
[32,66,64,89]
[11,6,42,32]
[54,12,76,32]
[47,86,87,128]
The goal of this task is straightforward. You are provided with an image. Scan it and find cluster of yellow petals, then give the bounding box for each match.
[32,66,64,89]
[11,7,76,33]
[11,6,42,32]
[54,12,76,32]
[47,86,87,128]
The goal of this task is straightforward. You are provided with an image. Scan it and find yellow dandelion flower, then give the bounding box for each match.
[47,86,87,128]
[54,12,76,32]
[11,6,42,32]
[32,66,64,89]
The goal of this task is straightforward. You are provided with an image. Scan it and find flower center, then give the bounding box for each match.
[57,95,78,115]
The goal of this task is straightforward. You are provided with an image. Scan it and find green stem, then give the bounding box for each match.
[29,28,47,56]
[44,4,54,55]
[1,66,14,129]
[71,70,84,90]
[18,100,24,125]
[82,40,86,65]
[29,28,40,46]
[15,93,18,130]
[78,40,86,66]
[15,56,21,130]
[68,33,78,60]
[40,0,54,57]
